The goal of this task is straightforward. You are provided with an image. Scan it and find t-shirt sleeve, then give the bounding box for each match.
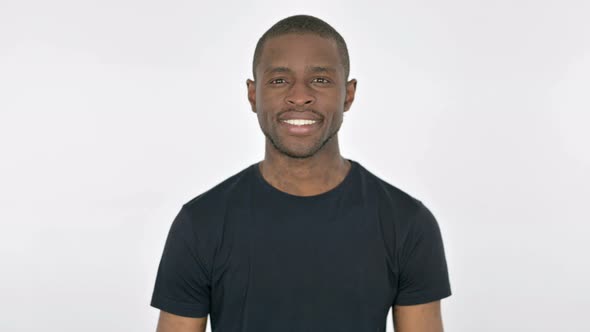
[394,202,452,306]
[150,206,211,317]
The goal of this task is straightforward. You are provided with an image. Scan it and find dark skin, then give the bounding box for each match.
[247,33,356,197]
[155,32,444,332]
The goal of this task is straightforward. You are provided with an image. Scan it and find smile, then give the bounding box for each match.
[280,119,318,126]
[279,118,322,136]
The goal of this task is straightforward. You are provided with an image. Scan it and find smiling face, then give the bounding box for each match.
[247,33,357,159]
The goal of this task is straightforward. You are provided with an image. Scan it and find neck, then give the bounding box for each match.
[258,137,352,197]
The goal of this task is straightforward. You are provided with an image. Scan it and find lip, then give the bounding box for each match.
[278,118,322,136]
[278,111,323,121]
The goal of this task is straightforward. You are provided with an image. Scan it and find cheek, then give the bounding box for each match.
[321,90,346,108]
[260,93,282,108]
[255,104,275,128]
[258,95,282,117]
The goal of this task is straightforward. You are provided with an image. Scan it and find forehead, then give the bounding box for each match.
[257,33,343,76]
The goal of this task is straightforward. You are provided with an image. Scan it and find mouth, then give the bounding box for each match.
[278,118,322,135]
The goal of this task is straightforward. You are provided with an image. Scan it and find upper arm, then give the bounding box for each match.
[392,300,444,332]
[394,202,451,306]
[156,310,208,332]
[150,206,212,318]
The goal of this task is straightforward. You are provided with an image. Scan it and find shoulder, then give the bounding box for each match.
[173,163,256,239]
[183,163,255,213]
[355,161,426,217]
[354,161,439,241]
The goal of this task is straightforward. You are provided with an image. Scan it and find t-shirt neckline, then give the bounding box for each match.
[251,159,358,201]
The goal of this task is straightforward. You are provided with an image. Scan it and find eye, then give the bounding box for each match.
[269,78,287,84]
[312,77,331,84]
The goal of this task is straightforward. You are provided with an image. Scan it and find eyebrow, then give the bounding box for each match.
[263,65,337,75]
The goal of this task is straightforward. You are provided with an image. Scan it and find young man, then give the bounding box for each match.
[151,15,452,332]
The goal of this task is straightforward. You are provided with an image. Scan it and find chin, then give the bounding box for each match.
[283,141,331,159]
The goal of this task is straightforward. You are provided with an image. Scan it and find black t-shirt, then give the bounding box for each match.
[150,159,451,331]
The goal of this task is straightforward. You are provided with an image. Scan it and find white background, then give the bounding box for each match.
[1,0,589,331]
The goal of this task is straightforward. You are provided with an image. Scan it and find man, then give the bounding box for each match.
[151,14,452,332]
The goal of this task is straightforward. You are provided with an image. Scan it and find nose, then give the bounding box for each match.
[285,81,315,106]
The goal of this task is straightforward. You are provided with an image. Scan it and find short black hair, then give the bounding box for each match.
[252,15,350,81]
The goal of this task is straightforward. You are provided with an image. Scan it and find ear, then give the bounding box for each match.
[246,79,257,113]
[344,78,357,112]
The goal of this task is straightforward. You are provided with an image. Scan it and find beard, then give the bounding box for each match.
[262,120,342,159]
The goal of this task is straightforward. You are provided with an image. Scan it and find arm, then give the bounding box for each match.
[151,207,212,331]
[156,310,207,332]
[392,300,444,332]
[393,202,451,331]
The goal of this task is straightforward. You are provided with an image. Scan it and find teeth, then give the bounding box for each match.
[282,119,318,126]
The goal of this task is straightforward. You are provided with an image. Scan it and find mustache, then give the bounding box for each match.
[278,108,324,119]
